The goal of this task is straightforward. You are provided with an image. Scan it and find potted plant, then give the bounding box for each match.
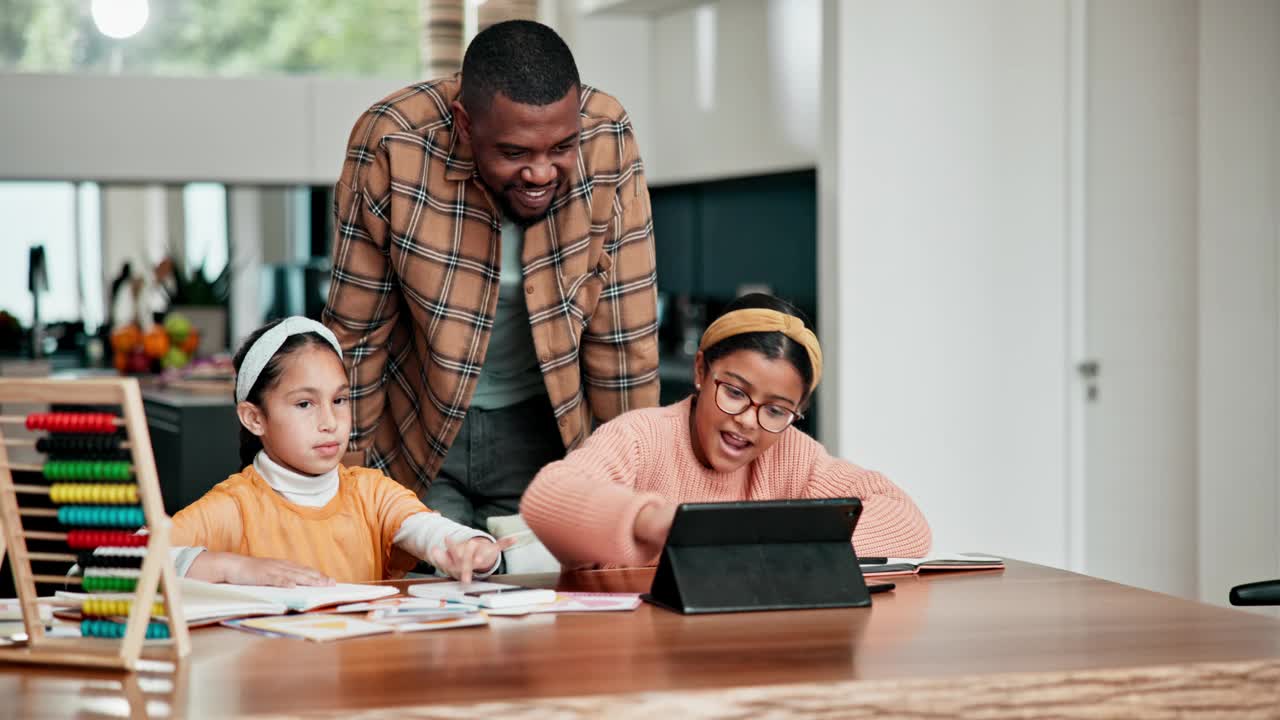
[155,257,230,359]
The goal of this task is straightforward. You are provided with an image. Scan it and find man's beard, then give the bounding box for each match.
[485,179,555,228]
[496,194,545,228]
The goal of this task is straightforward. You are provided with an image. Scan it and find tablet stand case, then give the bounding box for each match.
[643,499,872,614]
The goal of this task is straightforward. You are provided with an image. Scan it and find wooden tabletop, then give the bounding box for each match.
[5,560,1280,718]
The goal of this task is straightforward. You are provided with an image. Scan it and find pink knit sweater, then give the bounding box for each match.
[521,398,932,568]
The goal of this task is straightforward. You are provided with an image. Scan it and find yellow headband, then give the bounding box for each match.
[698,308,824,391]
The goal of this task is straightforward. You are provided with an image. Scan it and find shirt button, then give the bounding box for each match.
[525,284,535,295]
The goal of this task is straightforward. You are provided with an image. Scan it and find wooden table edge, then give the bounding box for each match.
[240,656,1280,719]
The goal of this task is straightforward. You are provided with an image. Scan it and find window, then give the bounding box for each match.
[1,0,421,78]
[0,181,102,331]
[182,183,228,280]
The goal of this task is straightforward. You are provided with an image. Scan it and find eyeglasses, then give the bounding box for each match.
[711,379,802,434]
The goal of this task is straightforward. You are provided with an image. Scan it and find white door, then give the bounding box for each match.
[1080,0,1199,599]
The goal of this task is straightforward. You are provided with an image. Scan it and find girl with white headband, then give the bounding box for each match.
[521,294,932,568]
[170,317,511,586]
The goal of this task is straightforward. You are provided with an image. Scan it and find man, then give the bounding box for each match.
[323,20,659,531]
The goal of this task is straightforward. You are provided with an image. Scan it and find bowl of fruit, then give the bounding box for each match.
[110,312,200,375]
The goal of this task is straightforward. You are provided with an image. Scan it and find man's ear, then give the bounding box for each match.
[451,100,472,145]
[237,401,267,438]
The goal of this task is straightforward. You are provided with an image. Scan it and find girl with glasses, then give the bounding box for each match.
[521,294,931,568]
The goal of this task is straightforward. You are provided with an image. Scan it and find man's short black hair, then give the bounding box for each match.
[460,20,580,114]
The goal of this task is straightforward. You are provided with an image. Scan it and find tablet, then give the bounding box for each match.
[643,497,871,614]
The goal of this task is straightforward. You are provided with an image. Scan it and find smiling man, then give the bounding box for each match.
[323,20,659,531]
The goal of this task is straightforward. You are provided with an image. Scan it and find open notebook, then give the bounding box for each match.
[860,553,1004,577]
[56,580,399,626]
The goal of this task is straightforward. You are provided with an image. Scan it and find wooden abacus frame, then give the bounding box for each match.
[0,377,190,671]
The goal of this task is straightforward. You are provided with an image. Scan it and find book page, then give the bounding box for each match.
[181,579,398,613]
[236,614,395,642]
[916,552,1004,567]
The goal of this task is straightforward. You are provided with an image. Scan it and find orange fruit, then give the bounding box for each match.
[113,351,129,373]
[142,326,170,359]
[180,329,199,356]
[110,324,141,353]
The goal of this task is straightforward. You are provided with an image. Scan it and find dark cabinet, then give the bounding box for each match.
[650,170,819,435]
[143,387,239,516]
[651,169,817,309]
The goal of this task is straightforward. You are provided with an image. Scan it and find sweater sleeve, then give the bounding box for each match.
[170,484,246,554]
[520,413,667,568]
[358,468,438,576]
[804,447,933,558]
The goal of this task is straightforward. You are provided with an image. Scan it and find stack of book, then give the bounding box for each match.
[49,578,642,642]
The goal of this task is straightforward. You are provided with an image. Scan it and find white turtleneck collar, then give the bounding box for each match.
[253,450,339,508]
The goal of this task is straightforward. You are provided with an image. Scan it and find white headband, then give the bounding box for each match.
[235,317,344,403]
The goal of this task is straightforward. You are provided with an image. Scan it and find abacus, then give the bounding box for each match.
[0,378,189,670]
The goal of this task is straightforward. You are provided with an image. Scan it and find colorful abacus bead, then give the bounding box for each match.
[36,434,125,458]
[49,484,139,505]
[80,619,169,639]
[65,530,149,549]
[25,412,118,434]
[66,531,148,549]
[81,575,139,592]
[57,506,144,528]
[76,551,145,570]
[81,599,165,618]
[42,460,132,482]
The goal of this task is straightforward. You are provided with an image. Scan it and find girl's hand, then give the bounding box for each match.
[189,551,335,587]
[634,500,677,550]
[429,536,518,584]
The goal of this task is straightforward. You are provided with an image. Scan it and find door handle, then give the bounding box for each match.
[1077,360,1100,401]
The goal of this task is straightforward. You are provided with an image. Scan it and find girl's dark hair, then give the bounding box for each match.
[232,319,341,467]
[700,293,816,404]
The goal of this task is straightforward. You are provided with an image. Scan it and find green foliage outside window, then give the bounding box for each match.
[0,0,421,77]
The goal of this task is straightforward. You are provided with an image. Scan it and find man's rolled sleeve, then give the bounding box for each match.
[581,123,660,423]
[323,114,402,451]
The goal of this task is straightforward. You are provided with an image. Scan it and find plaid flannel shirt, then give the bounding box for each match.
[323,76,660,495]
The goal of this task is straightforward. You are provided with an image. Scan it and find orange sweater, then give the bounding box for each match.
[521,398,932,568]
[171,464,425,582]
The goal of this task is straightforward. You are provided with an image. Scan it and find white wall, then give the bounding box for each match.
[820,0,1071,568]
[647,0,819,184]
[0,75,412,185]
[1197,0,1280,607]
[577,16,653,159]
[547,3,654,165]
[563,0,821,185]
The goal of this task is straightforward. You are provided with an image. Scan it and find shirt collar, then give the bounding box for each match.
[253,450,339,508]
[443,123,476,182]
